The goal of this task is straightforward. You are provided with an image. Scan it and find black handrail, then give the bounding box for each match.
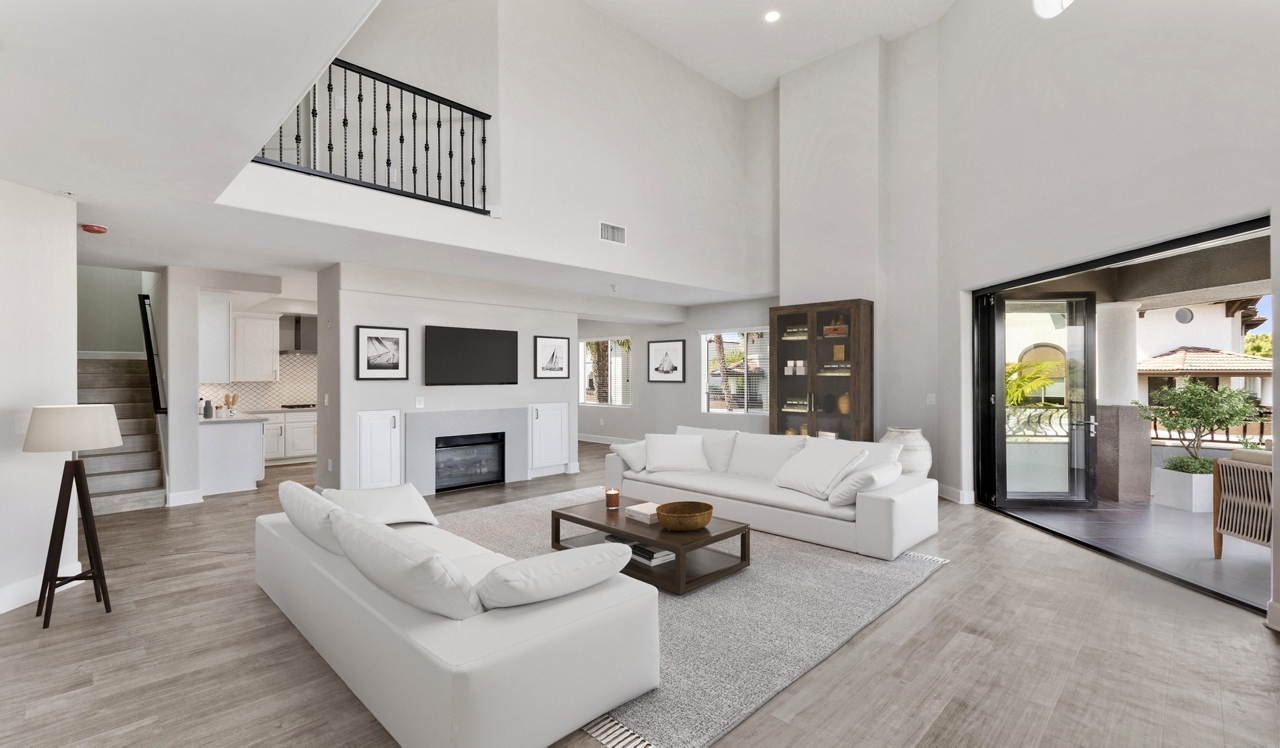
[253,59,490,215]
[137,294,167,415]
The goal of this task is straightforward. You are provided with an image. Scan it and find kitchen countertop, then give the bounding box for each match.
[199,414,269,425]
[244,408,318,414]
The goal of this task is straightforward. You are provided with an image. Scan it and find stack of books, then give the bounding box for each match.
[604,534,675,566]
[624,501,661,524]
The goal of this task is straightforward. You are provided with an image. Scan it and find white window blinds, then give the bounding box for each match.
[703,331,769,413]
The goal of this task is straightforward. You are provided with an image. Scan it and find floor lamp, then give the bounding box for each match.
[23,404,122,628]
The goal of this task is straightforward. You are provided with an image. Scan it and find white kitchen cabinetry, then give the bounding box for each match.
[198,291,232,384]
[358,410,401,489]
[285,411,318,458]
[233,313,281,382]
[529,402,569,473]
[262,414,286,460]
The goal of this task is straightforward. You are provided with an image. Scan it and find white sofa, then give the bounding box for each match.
[607,429,938,560]
[256,510,659,748]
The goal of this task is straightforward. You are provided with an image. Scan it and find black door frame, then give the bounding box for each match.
[972,215,1270,510]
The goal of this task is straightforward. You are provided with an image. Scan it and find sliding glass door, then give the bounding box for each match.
[977,292,1097,508]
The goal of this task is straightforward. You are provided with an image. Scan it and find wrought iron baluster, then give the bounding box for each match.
[481,119,487,210]
[311,84,318,170]
[343,69,348,177]
[412,96,418,193]
[448,107,454,203]
[327,68,334,173]
[471,114,475,207]
[372,81,378,184]
[278,125,283,162]
[398,89,404,190]
[459,116,465,203]
[295,104,302,165]
[357,75,363,181]
[436,103,442,198]
[386,82,392,186]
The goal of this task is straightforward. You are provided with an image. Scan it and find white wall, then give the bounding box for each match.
[1137,304,1243,360]
[77,265,146,355]
[319,264,581,490]
[577,297,776,442]
[0,179,80,614]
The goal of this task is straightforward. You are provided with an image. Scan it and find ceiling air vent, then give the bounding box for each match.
[600,222,626,245]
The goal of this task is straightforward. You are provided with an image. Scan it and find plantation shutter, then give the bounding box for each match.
[745,331,770,412]
[609,340,632,405]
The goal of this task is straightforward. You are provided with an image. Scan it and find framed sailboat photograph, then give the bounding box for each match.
[648,339,685,383]
[356,326,410,380]
[534,336,570,379]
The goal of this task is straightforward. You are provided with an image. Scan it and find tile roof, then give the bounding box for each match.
[1137,346,1273,374]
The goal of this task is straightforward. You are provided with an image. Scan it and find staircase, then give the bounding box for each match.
[77,359,166,514]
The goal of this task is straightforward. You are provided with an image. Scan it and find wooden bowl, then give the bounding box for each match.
[656,502,713,532]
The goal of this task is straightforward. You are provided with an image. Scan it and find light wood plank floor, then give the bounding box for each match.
[2,442,1277,747]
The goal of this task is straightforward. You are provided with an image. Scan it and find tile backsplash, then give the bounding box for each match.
[200,354,317,411]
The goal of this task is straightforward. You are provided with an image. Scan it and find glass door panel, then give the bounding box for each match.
[996,294,1096,508]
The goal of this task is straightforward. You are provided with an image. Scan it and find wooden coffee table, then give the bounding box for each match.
[551,497,750,595]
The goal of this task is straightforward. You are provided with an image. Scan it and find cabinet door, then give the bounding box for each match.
[529,402,569,468]
[198,292,232,384]
[233,315,280,382]
[263,424,285,460]
[285,422,318,457]
[358,410,400,489]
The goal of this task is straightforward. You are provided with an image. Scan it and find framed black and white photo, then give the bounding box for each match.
[534,336,570,379]
[355,326,409,380]
[648,339,686,383]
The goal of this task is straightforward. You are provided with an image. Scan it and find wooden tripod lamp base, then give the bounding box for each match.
[22,404,122,629]
[37,459,111,629]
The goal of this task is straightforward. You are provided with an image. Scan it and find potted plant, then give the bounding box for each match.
[1133,378,1256,512]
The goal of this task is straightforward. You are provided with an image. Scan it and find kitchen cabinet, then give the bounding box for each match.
[529,402,569,470]
[285,411,318,458]
[198,291,232,384]
[233,313,281,382]
[262,414,286,460]
[358,410,401,489]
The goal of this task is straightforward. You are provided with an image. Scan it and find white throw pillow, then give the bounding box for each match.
[476,544,631,608]
[725,433,808,481]
[676,426,738,472]
[773,443,868,499]
[331,510,484,620]
[644,434,711,473]
[610,440,647,472]
[278,481,345,555]
[322,483,437,526]
[828,462,903,507]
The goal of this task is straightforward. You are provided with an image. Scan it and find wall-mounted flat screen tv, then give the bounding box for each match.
[423,325,519,386]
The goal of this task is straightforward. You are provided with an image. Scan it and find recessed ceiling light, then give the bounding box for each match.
[80,224,108,234]
[764,11,781,23]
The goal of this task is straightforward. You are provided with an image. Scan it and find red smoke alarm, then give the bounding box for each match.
[80,224,108,234]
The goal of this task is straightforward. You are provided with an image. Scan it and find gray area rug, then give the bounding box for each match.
[437,487,947,748]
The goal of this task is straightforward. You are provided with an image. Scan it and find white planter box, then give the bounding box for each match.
[1151,467,1213,512]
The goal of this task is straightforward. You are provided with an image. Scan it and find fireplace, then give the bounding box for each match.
[434,432,505,492]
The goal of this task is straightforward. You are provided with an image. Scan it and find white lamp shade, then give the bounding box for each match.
[23,404,123,453]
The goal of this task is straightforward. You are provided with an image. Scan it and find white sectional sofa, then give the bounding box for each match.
[607,428,938,560]
[256,485,659,748]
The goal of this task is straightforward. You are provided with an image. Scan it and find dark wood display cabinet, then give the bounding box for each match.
[769,299,873,441]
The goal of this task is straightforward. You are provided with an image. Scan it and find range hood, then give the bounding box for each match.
[280,315,318,354]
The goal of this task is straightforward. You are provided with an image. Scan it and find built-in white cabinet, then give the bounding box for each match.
[358,410,401,489]
[198,291,232,384]
[263,418,286,460]
[285,411,318,458]
[233,313,281,382]
[529,402,570,470]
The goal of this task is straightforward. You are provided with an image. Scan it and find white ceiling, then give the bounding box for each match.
[582,0,957,99]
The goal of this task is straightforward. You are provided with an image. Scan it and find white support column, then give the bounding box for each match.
[1096,301,1143,406]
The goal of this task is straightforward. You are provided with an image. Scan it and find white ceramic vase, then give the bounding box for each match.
[878,427,932,477]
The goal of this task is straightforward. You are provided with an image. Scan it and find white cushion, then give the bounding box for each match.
[322,483,437,526]
[278,481,345,555]
[644,434,711,473]
[476,544,631,609]
[1230,449,1272,466]
[624,469,857,521]
[829,461,903,507]
[392,524,494,561]
[773,442,868,499]
[330,510,484,620]
[610,440,647,472]
[726,433,807,481]
[676,426,738,472]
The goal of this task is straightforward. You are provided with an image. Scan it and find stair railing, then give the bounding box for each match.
[138,294,167,415]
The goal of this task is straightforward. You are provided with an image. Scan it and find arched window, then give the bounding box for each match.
[1018,343,1068,404]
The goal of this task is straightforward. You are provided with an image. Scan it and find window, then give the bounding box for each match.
[702,331,770,414]
[580,338,631,406]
